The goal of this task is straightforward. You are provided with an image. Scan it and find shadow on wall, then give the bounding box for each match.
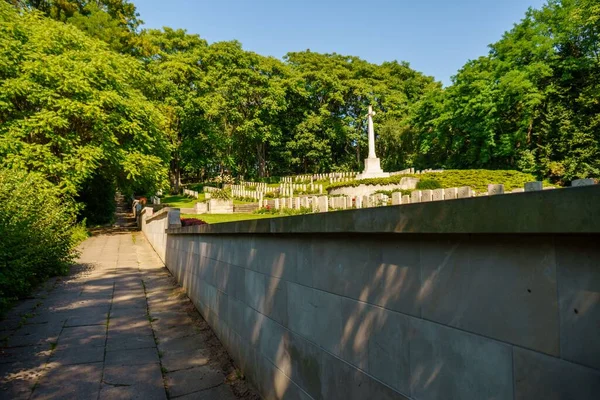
[162,223,600,400]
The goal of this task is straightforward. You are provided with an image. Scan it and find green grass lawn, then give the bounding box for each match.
[161,194,204,208]
[181,213,281,224]
[233,198,255,205]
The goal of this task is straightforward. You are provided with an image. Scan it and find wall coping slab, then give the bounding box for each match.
[166,185,600,235]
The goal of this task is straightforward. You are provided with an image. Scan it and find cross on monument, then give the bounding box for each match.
[356,105,390,179]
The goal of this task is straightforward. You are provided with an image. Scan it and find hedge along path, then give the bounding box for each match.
[0,229,258,399]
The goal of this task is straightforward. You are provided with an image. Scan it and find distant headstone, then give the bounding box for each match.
[391,192,402,205]
[355,196,362,208]
[421,190,433,202]
[411,190,422,203]
[362,195,369,208]
[402,195,410,204]
[572,178,595,187]
[524,181,543,191]
[317,196,328,212]
[301,197,309,208]
[432,189,444,201]
[311,196,319,212]
[457,186,473,198]
[444,188,458,200]
[488,184,504,195]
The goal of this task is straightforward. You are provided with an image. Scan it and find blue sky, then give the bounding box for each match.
[134,0,547,86]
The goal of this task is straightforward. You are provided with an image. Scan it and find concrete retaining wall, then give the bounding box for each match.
[142,185,600,400]
[208,198,234,214]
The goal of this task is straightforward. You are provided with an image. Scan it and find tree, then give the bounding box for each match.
[10,0,142,54]
[0,3,169,206]
[412,0,600,182]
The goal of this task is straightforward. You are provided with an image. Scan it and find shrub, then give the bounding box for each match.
[0,168,78,314]
[76,172,116,225]
[416,179,443,190]
[180,218,207,227]
[71,220,90,245]
[211,189,231,200]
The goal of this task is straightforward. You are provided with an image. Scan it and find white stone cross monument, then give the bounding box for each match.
[356,105,390,179]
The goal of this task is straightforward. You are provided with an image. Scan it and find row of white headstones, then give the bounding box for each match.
[258,179,596,213]
[231,183,325,198]
[279,168,444,184]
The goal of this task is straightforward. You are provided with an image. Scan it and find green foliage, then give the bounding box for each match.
[328,169,537,193]
[161,195,197,209]
[0,168,77,314]
[373,189,412,197]
[76,172,116,225]
[416,179,443,190]
[411,0,600,182]
[181,213,278,224]
[210,189,231,200]
[0,3,169,203]
[146,0,597,184]
[255,206,313,216]
[16,0,143,54]
[71,220,90,245]
[422,170,539,192]
[3,0,597,207]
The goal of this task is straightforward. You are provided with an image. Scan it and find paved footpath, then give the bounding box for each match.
[0,230,257,400]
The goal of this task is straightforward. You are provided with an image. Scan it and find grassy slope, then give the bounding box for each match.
[327,169,543,193]
[161,194,205,208]
[181,213,280,224]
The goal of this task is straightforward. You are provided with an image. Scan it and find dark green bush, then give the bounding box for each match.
[0,169,78,314]
[76,172,116,225]
[416,179,443,190]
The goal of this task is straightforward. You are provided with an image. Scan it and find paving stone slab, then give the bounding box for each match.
[31,362,103,399]
[104,346,160,366]
[152,321,202,340]
[58,325,106,347]
[108,316,152,333]
[160,347,211,372]
[157,333,209,353]
[0,375,35,400]
[99,384,167,400]
[101,363,166,399]
[174,384,238,400]
[5,322,64,348]
[106,332,156,351]
[65,311,108,327]
[165,366,224,398]
[0,345,50,366]
[49,344,105,365]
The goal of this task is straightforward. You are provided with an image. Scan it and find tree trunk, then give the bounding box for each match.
[257,143,266,178]
[170,155,181,194]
